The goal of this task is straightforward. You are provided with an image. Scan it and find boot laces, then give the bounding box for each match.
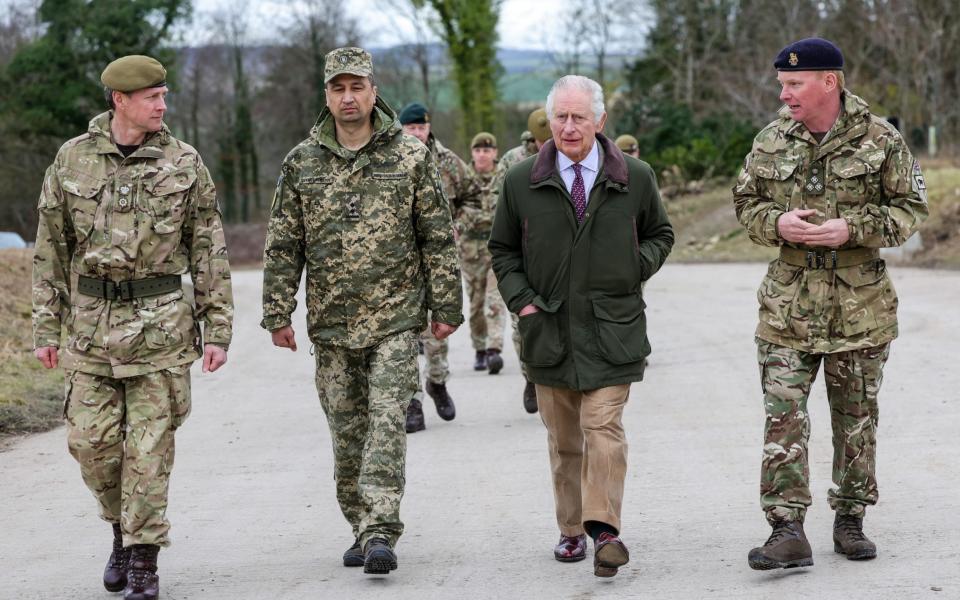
[108,530,129,568]
[765,521,796,546]
[837,517,867,542]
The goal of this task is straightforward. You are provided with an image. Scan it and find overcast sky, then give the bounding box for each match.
[190,0,606,51]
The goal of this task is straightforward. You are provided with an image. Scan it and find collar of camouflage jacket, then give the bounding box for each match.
[529,133,628,187]
[87,111,171,157]
[778,90,871,144]
[309,96,401,159]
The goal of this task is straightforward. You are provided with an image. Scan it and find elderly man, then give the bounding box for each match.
[397,101,476,432]
[489,75,674,578]
[32,55,233,600]
[733,38,927,570]
[493,108,552,413]
[262,48,462,574]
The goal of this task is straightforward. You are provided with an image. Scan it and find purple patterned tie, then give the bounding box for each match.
[571,163,586,223]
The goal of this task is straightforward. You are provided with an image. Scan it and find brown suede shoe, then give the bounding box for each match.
[594,532,629,577]
[834,515,877,560]
[553,534,587,562]
[748,520,813,570]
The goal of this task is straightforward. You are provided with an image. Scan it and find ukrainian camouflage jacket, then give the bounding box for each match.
[32,112,234,378]
[261,98,463,348]
[733,91,928,353]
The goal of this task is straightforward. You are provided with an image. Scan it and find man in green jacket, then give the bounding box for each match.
[489,75,673,578]
[261,47,463,575]
[733,38,927,571]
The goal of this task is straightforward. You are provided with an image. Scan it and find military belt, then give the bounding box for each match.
[77,274,181,301]
[779,247,879,269]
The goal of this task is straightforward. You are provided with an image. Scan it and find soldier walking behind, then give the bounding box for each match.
[32,55,234,600]
[397,101,476,433]
[261,48,462,573]
[459,131,508,375]
[733,38,927,571]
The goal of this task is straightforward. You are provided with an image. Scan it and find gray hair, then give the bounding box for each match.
[545,75,605,124]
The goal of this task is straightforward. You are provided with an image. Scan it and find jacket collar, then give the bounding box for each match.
[88,111,170,158]
[310,96,401,159]
[530,133,628,186]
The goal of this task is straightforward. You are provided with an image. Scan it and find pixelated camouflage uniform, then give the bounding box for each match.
[261,97,463,546]
[492,137,538,377]
[32,111,234,547]
[418,134,477,384]
[456,164,507,352]
[733,91,927,524]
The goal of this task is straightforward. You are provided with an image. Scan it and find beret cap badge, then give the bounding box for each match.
[789,52,799,67]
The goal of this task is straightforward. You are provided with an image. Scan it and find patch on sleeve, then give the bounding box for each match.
[912,160,927,202]
[270,174,285,214]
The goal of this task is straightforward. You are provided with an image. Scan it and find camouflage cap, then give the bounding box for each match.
[615,134,639,153]
[101,55,167,92]
[324,47,374,83]
[527,108,551,143]
[471,132,497,149]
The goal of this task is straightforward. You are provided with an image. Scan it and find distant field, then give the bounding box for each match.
[0,249,62,444]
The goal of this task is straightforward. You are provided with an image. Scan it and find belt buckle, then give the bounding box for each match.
[117,280,134,301]
[829,250,838,268]
[806,251,825,269]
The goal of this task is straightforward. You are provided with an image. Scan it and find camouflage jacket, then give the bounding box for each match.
[456,165,497,241]
[733,91,928,353]
[32,112,234,378]
[491,142,536,211]
[261,98,464,348]
[425,135,482,218]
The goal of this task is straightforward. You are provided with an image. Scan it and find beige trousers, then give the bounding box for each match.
[535,384,630,537]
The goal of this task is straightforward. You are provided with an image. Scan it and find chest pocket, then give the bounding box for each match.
[830,149,885,207]
[752,154,799,207]
[59,168,106,246]
[146,169,195,234]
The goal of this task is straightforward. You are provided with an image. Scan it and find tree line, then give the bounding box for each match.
[1,0,957,240]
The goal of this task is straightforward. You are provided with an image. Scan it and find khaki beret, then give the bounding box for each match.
[615,134,639,153]
[101,55,167,93]
[325,47,374,83]
[471,132,497,149]
[527,108,551,143]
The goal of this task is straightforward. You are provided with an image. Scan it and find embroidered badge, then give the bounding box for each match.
[789,52,799,67]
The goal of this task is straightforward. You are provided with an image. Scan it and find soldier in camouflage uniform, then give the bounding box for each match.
[397,102,477,433]
[733,38,927,571]
[32,55,233,600]
[261,48,462,574]
[457,131,508,375]
[492,108,551,414]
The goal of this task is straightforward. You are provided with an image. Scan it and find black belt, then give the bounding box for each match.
[77,274,181,300]
[779,247,879,269]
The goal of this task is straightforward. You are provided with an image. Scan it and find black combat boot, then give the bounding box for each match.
[103,522,130,592]
[426,381,456,421]
[833,514,877,560]
[473,350,487,371]
[523,380,538,414]
[405,398,425,433]
[486,349,504,375]
[747,520,813,570]
[343,538,364,567]
[123,544,159,600]
[363,537,398,574]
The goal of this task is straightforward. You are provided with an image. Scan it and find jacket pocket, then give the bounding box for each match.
[830,149,885,208]
[518,305,566,367]
[592,294,649,365]
[139,289,189,349]
[834,260,897,336]
[146,169,195,234]
[164,364,192,429]
[59,168,106,245]
[757,259,803,332]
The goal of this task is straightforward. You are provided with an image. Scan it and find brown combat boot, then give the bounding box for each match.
[123,544,159,600]
[426,381,456,421]
[473,350,487,371]
[748,520,813,570]
[405,398,425,433]
[522,380,538,414]
[833,514,877,560]
[103,522,130,592]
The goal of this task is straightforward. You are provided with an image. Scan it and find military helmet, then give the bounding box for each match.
[527,108,551,143]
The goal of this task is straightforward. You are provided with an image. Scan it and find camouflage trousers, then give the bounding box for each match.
[314,329,418,548]
[458,237,507,352]
[65,365,191,547]
[419,319,448,385]
[757,340,890,524]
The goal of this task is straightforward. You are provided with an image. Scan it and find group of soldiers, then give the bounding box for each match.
[31,33,927,596]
